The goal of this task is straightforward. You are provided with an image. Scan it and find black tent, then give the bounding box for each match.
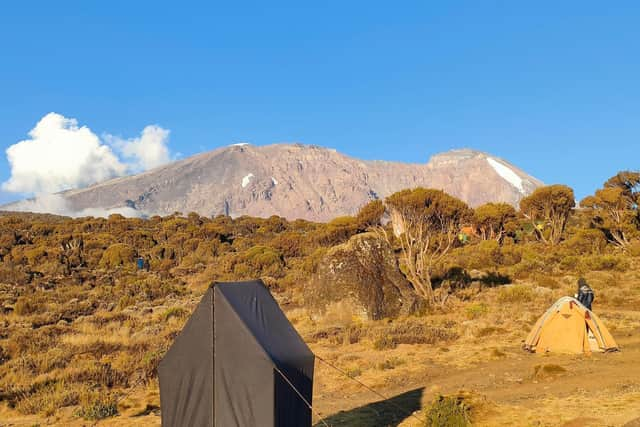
[158,280,315,427]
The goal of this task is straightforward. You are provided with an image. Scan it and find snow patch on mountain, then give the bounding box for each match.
[242,173,254,188]
[487,157,524,193]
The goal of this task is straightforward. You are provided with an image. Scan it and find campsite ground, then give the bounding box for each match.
[2,271,639,427]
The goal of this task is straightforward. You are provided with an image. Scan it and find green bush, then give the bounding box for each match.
[236,246,285,277]
[74,391,118,420]
[99,243,137,269]
[425,395,470,427]
[465,303,488,319]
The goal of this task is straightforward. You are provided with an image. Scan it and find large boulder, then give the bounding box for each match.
[305,232,417,320]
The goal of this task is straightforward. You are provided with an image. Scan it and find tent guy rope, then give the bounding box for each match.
[315,354,426,425]
[273,365,330,427]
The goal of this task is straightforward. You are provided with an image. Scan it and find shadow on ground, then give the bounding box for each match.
[315,387,424,427]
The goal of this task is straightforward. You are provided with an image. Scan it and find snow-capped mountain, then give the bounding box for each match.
[7,144,543,221]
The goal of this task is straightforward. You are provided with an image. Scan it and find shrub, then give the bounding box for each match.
[316,216,359,246]
[356,200,385,229]
[163,307,189,321]
[425,395,471,427]
[372,335,398,350]
[497,285,534,303]
[99,243,137,269]
[116,295,135,310]
[535,275,561,289]
[74,390,118,420]
[236,246,285,277]
[377,357,405,370]
[583,255,629,271]
[465,303,488,319]
[562,229,607,255]
[15,381,79,416]
[371,321,458,350]
[345,366,362,378]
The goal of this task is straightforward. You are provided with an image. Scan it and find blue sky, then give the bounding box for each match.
[1,1,639,204]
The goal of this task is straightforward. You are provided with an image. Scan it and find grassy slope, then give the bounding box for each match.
[0,212,639,426]
[2,265,639,426]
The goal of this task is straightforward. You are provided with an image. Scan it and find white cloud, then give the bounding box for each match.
[2,113,127,194]
[107,125,171,172]
[2,112,172,195]
[8,193,145,218]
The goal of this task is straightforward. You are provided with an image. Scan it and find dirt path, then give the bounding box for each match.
[313,327,640,427]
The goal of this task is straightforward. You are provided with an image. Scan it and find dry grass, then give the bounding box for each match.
[1,213,639,426]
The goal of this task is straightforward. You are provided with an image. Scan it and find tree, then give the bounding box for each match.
[581,171,640,249]
[356,200,385,230]
[519,185,574,245]
[473,203,517,243]
[385,188,472,302]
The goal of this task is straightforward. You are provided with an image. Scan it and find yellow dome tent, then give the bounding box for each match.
[524,296,618,354]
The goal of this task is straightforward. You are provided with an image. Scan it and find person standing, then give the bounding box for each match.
[576,278,594,310]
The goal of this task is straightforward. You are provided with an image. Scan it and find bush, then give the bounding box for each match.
[235,246,285,277]
[345,366,362,378]
[74,391,118,420]
[316,216,359,245]
[582,255,629,271]
[15,381,79,416]
[534,275,561,289]
[377,357,405,370]
[425,395,471,427]
[371,321,458,350]
[99,243,137,269]
[497,285,534,303]
[372,335,398,350]
[163,307,189,321]
[562,229,607,255]
[465,303,488,319]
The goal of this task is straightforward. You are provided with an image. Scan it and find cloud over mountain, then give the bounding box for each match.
[106,125,171,172]
[2,113,171,195]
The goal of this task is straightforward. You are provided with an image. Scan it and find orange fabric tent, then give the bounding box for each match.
[524,297,618,354]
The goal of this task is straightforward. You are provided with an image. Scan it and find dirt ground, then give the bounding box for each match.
[2,305,639,426]
[311,323,640,427]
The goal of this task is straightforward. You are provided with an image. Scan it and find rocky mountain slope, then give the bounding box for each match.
[39,144,543,221]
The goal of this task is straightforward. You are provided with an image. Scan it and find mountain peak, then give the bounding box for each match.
[6,143,543,220]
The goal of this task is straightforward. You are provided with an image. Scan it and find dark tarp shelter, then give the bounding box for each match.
[158,280,315,427]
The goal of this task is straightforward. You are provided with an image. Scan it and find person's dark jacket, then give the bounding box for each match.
[577,282,594,310]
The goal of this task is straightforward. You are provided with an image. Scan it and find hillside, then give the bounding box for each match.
[15,144,543,221]
[1,172,639,426]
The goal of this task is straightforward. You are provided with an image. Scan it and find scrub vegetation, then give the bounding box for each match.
[0,171,640,425]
